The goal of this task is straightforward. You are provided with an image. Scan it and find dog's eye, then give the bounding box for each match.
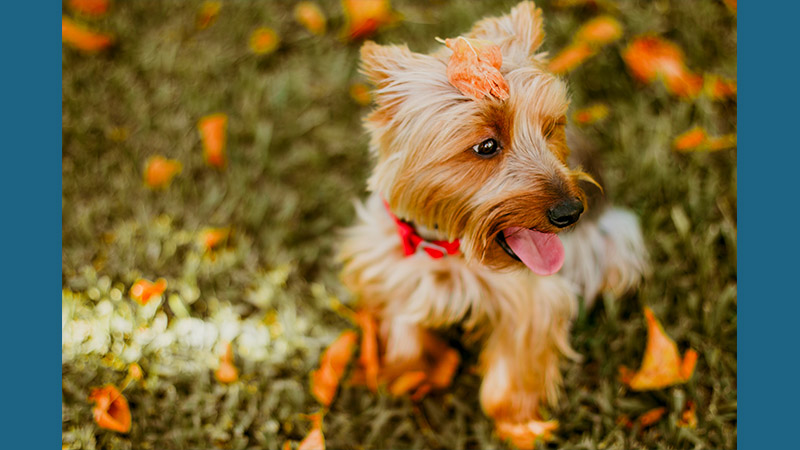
[472,138,501,158]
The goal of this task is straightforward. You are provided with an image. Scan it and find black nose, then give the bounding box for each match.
[548,198,584,228]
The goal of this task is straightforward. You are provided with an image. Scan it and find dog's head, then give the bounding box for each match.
[361,1,590,274]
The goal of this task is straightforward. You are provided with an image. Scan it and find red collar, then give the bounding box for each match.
[383,200,460,259]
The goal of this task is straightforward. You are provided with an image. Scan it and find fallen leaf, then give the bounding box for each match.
[443,37,509,101]
[297,413,325,450]
[200,227,230,251]
[197,1,222,30]
[198,113,228,168]
[410,383,432,401]
[622,35,703,98]
[249,27,280,55]
[638,406,666,427]
[295,2,327,35]
[673,126,736,152]
[310,330,358,406]
[575,16,622,46]
[572,103,610,125]
[349,82,372,106]
[62,16,113,52]
[89,385,131,433]
[548,41,595,75]
[704,75,737,100]
[144,156,182,189]
[67,0,109,17]
[389,371,427,396]
[678,400,698,428]
[620,307,698,390]
[215,342,239,384]
[342,0,397,40]
[495,419,558,449]
[422,333,460,389]
[354,311,380,392]
[130,278,167,305]
[128,363,143,381]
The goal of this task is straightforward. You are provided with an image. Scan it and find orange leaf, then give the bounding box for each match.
[388,371,427,396]
[62,16,113,52]
[249,27,280,55]
[622,35,703,98]
[200,227,230,251]
[198,113,228,168]
[622,307,698,390]
[705,75,737,100]
[67,0,109,17]
[443,37,509,101]
[215,342,239,384]
[673,126,708,151]
[575,16,622,46]
[129,278,167,305]
[425,344,460,389]
[144,156,182,189]
[310,330,358,406]
[410,383,432,401]
[197,1,222,30]
[128,363,144,381]
[495,419,558,449]
[349,82,372,106]
[548,41,595,75]
[295,2,327,35]
[297,413,325,450]
[678,400,698,428]
[638,406,666,427]
[89,385,131,433]
[707,133,737,151]
[354,311,380,392]
[342,0,397,40]
[572,103,609,125]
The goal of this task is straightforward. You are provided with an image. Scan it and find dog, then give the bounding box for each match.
[338,2,648,447]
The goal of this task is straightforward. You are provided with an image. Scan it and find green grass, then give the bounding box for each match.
[62,1,737,448]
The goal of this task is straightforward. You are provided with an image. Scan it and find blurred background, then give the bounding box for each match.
[62,0,737,448]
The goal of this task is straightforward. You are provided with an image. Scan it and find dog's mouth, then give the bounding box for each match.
[496,227,565,275]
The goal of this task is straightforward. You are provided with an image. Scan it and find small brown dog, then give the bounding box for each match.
[339,2,647,447]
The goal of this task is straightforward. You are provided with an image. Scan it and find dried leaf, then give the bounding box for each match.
[67,0,109,17]
[310,330,358,406]
[354,311,380,392]
[89,385,131,433]
[389,371,427,396]
[638,407,667,427]
[215,342,239,384]
[678,400,698,428]
[495,419,558,449]
[297,413,325,450]
[622,36,703,98]
[620,307,698,390]
[62,16,113,52]
[129,278,167,305]
[575,16,622,46]
[572,103,610,125]
[128,363,143,381]
[443,37,509,101]
[197,1,222,30]
[295,2,327,35]
[342,0,397,40]
[422,333,460,389]
[200,227,230,251]
[704,75,737,100]
[198,113,228,168]
[673,126,736,152]
[144,156,182,189]
[548,41,595,75]
[249,27,280,55]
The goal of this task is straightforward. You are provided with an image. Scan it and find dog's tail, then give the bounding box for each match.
[560,128,649,306]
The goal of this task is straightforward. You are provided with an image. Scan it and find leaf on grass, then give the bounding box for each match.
[622,35,703,98]
[389,371,427,396]
[67,0,109,17]
[548,41,595,75]
[638,406,666,427]
[249,27,280,55]
[297,413,325,450]
[572,103,610,125]
[89,385,131,433]
[442,37,509,101]
[144,156,182,189]
[678,400,698,428]
[704,75,737,100]
[342,0,398,40]
[295,2,327,36]
[575,16,622,46]
[128,363,144,381]
[197,1,222,30]
[310,330,358,406]
[354,310,380,392]
[200,227,230,251]
[422,332,460,389]
[215,342,239,384]
[130,278,166,305]
[198,113,228,168]
[62,16,113,52]
[619,307,698,390]
[495,419,558,449]
[673,126,736,152]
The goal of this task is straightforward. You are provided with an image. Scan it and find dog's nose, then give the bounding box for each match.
[547,198,584,228]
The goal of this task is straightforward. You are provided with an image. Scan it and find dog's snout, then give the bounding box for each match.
[547,198,584,228]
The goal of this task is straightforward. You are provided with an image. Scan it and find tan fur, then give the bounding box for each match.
[339,0,647,439]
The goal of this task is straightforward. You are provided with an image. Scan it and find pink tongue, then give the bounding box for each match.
[503,227,565,275]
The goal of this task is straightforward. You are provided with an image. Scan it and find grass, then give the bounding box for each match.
[61,0,737,448]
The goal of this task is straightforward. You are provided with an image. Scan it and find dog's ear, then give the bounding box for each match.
[467,1,546,65]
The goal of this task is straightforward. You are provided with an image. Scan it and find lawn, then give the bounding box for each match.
[62,0,737,448]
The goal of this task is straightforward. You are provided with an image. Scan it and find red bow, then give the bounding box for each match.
[383,201,460,259]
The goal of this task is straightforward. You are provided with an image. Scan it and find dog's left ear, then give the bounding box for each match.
[467,1,546,66]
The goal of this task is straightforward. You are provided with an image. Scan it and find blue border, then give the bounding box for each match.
[0,3,60,448]
[739,2,799,449]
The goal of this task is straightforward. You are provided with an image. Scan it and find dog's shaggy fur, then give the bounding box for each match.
[339,2,648,446]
